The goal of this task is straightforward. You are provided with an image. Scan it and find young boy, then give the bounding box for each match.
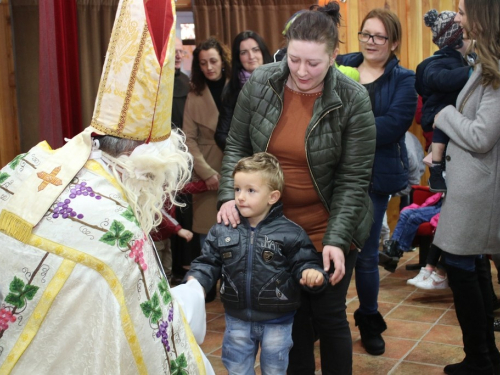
[187,152,327,374]
[416,9,472,192]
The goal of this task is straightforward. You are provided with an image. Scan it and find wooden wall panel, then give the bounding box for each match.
[0,0,20,168]
[176,0,192,11]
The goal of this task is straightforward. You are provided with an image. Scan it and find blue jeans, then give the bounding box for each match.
[391,201,441,251]
[222,314,293,375]
[442,251,482,272]
[356,192,389,315]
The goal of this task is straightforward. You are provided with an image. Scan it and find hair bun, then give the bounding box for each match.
[319,1,341,26]
[424,9,439,27]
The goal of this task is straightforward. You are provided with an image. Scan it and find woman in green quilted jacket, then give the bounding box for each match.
[216,2,376,374]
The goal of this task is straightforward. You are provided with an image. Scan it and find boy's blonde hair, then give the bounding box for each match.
[232,152,284,194]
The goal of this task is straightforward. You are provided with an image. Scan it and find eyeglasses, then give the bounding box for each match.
[175,49,187,57]
[358,32,389,45]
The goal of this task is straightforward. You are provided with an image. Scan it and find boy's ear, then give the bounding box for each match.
[268,190,281,205]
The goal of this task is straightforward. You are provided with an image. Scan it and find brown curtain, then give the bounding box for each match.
[10,0,118,152]
[77,0,119,130]
[192,0,310,55]
[0,2,21,167]
[10,0,39,153]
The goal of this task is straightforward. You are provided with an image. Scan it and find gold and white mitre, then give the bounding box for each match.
[0,0,177,242]
[91,0,176,142]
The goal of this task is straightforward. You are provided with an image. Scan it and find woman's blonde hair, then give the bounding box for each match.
[465,0,500,88]
[232,152,284,194]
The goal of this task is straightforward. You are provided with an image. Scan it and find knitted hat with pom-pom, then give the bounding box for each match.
[424,9,463,49]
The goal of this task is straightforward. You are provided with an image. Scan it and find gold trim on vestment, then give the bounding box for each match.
[0,259,76,375]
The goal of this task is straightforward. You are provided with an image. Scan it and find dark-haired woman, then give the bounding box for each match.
[336,8,417,356]
[184,37,231,249]
[214,31,272,151]
[217,2,376,373]
[432,0,500,373]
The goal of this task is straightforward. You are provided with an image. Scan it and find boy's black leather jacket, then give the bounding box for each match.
[187,203,328,322]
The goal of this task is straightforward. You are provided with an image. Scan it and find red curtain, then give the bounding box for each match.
[39,0,82,148]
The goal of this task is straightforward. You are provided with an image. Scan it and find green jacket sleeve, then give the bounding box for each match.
[323,89,376,253]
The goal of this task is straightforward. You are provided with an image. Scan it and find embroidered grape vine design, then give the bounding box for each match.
[0,253,47,339]
[0,172,13,195]
[129,236,147,270]
[140,277,178,360]
[0,309,16,332]
[50,182,102,221]
[170,354,188,375]
[8,153,36,170]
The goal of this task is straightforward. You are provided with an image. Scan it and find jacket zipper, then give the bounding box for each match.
[265,80,284,151]
[305,105,342,209]
[397,144,404,168]
[265,80,357,247]
[245,230,255,320]
[305,105,364,249]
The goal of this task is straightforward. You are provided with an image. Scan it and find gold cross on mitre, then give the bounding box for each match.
[37,166,63,191]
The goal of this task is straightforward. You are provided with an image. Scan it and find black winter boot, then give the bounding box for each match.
[428,163,447,192]
[378,240,403,273]
[476,257,500,374]
[354,310,387,355]
[443,262,494,374]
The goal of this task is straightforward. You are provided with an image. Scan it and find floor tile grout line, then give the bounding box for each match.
[387,296,454,372]
[380,254,458,373]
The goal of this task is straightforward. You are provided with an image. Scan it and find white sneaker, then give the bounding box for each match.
[415,271,449,290]
[407,267,431,286]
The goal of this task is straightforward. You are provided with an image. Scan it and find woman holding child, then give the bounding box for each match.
[432,0,500,373]
[217,2,376,373]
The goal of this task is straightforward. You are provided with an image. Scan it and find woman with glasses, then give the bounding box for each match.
[336,8,417,356]
[214,31,272,151]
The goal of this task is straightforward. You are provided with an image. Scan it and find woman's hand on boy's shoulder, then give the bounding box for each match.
[217,200,240,227]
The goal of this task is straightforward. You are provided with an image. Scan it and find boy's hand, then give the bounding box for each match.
[300,269,325,288]
[178,228,193,242]
[205,174,220,191]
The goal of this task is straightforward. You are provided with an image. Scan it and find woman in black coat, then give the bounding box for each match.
[214,31,272,151]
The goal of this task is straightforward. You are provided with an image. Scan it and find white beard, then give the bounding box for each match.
[101,130,192,235]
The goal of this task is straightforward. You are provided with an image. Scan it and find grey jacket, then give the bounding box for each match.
[219,60,376,255]
[433,63,500,255]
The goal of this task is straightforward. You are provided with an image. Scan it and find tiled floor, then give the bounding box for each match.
[200,249,500,374]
